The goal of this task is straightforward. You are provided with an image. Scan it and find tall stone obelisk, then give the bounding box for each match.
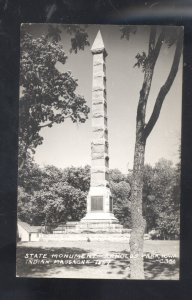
[80,30,120,226]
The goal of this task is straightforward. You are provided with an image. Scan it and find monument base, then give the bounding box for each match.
[53,186,125,233]
[76,222,124,233]
[53,219,124,234]
[75,185,124,232]
[81,212,118,222]
[79,213,122,231]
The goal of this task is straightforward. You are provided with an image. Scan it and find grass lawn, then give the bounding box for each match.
[16,240,179,280]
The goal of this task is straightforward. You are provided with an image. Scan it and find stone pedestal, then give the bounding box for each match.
[81,187,117,221]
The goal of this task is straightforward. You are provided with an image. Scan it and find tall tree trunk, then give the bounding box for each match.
[129,28,183,279]
[129,62,153,279]
[130,132,146,279]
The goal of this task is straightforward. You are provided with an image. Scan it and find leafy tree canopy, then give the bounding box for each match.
[143,158,180,239]
[18,157,180,238]
[18,163,89,226]
[19,24,90,169]
[109,169,131,227]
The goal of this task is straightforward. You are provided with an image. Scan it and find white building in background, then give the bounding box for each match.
[17,220,41,242]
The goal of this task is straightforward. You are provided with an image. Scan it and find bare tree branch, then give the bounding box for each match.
[38,122,53,129]
[148,26,157,55]
[143,31,183,139]
[152,29,165,65]
[136,28,166,142]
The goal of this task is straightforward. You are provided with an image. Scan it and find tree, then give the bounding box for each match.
[143,159,180,239]
[18,162,133,228]
[31,183,87,227]
[19,24,90,169]
[17,163,89,226]
[62,165,90,192]
[18,155,43,192]
[109,169,131,228]
[142,163,157,232]
[153,159,180,239]
[121,26,183,279]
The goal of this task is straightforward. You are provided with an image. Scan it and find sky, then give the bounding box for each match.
[26,24,183,174]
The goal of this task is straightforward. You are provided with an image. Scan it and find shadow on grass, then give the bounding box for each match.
[16,245,179,279]
[144,252,179,280]
[107,250,130,279]
[16,245,97,277]
[107,250,179,280]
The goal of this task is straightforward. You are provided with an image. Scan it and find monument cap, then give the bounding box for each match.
[91,30,107,56]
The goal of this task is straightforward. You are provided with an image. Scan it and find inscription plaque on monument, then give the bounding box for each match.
[109,196,113,212]
[91,196,103,211]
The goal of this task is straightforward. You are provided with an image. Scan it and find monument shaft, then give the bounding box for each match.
[91,43,109,188]
[81,30,118,223]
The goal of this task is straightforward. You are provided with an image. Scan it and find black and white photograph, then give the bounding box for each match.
[16,23,183,280]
